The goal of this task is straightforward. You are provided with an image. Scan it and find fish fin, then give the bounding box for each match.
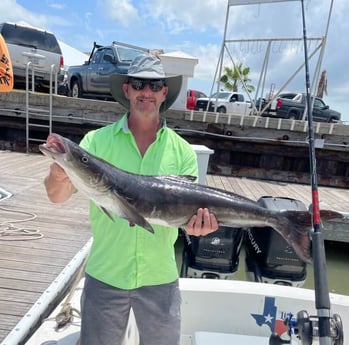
[178,175,197,182]
[100,206,115,222]
[117,197,155,234]
[278,209,344,264]
[319,210,343,221]
[160,175,197,183]
[277,210,313,264]
[98,201,154,234]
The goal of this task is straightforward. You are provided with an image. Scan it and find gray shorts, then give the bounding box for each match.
[80,274,181,345]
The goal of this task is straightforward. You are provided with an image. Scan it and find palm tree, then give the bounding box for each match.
[316,70,328,98]
[219,63,255,93]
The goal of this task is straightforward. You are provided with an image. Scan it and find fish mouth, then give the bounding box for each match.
[39,133,67,158]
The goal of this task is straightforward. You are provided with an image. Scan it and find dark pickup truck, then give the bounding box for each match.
[275,93,341,123]
[66,41,147,100]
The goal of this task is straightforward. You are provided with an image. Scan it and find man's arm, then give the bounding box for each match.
[44,163,76,203]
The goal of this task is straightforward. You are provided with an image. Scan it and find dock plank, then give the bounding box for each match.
[205,175,348,212]
[0,151,91,343]
[205,174,349,242]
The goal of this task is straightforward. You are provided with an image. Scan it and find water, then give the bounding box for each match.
[176,236,349,296]
[306,241,349,295]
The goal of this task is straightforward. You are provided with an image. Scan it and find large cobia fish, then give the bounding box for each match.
[39,133,342,263]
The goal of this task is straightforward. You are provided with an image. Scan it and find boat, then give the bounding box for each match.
[3,212,346,345]
[20,276,348,345]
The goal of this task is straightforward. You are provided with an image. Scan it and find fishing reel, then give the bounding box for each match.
[269,310,343,345]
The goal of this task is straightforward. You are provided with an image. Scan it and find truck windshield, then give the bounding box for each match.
[116,46,146,62]
[211,92,232,99]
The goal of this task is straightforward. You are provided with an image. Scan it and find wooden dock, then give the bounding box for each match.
[206,174,345,212]
[1,150,349,343]
[206,174,349,242]
[0,151,91,343]
[2,90,349,189]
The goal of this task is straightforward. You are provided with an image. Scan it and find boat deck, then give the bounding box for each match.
[1,150,349,343]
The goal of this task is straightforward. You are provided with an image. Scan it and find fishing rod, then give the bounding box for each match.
[270,1,343,344]
[301,0,332,343]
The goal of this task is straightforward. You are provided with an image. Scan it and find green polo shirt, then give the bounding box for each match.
[80,114,198,289]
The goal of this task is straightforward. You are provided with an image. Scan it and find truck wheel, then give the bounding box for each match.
[71,80,82,98]
[328,117,336,123]
[288,112,298,120]
[217,106,226,114]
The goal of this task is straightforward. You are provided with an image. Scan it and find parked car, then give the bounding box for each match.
[0,22,64,91]
[187,89,207,110]
[255,92,299,116]
[195,91,250,115]
[66,41,147,100]
[275,93,341,123]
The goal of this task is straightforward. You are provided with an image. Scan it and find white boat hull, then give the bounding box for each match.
[24,278,349,345]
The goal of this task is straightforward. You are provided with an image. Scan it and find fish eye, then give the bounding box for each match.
[82,155,89,163]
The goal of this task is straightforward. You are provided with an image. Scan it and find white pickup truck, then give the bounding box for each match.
[194,91,250,115]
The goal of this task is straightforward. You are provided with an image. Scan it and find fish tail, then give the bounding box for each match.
[278,209,343,263]
[319,209,343,221]
[277,210,313,264]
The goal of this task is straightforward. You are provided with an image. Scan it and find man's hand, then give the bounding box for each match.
[44,163,76,203]
[49,162,70,182]
[185,208,219,236]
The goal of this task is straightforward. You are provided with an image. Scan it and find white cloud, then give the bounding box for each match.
[141,0,231,34]
[0,0,70,32]
[0,0,47,28]
[99,0,139,26]
[48,3,66,11]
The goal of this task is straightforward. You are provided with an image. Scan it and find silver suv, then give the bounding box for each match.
[0,22,64,91]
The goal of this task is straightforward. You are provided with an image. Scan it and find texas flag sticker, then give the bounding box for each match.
[251,296,289,336]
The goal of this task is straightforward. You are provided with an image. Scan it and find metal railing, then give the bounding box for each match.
[25,62,58,153]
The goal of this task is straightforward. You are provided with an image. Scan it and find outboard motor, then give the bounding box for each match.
[245,196,307,287]
[180,226,243,279]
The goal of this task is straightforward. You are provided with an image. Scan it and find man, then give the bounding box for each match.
[44,54,218,345]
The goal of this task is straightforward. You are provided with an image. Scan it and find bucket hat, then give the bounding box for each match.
[110,54,182,113]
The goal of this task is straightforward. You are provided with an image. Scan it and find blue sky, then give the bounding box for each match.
[1,0,348,121]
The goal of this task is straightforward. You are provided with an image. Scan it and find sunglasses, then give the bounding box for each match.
[128,78,166,92]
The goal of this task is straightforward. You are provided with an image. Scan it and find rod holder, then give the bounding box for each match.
[269,310,344,345]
